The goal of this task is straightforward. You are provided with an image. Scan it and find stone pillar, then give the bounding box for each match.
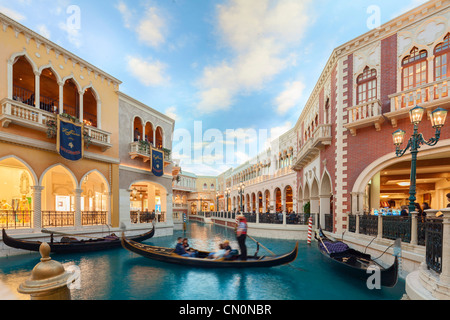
[355,213,361,235]
[34,71,40,108]
[58,82,64,114]
[377,215,383,240]
[78,90,84,122]
[74,189,83,229]
[32,186,44,230]
[119,189,132,229]
[270,200,275,213]
[440,208,450,285]
[166,192,173,224]
[410,211,419,246]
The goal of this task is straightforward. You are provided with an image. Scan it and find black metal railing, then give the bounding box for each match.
[287,213,312,225]
[324,214,333,232]
[130,211,165,224]
[243,213,257,223]
[382,216,411,243]
[82,211,107,226]
[258,213,283,224]
[359,215,378,236]
[42,211,75,228]
[348,215,356,233]
[426,218,443,274]
[0,210,33,229]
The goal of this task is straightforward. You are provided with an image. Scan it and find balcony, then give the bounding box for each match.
[0,98,112,151]
[387,79,450,127]
[344,99,384,136]
[293,124,332,170]
[129,141,172,166]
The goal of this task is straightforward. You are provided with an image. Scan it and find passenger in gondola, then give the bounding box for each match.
[175,237,198,257]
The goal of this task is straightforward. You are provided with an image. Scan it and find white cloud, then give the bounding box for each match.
[196,0,312,114]
[136,7,166,48]
[274,81,305,115]
[37,24,51,39]
[58,21,82,48]
[116,1,167,48]
[116,1,133,28]
[165,106,178,122]
[126,56,169,87]
[0,6,26,21]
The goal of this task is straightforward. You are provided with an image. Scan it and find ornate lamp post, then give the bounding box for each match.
[393,106,447,214]
[225,188,231,211]
[237,182,245,212]
[216,192,220,212]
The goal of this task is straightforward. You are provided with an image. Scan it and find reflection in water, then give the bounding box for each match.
[0,222,406,300]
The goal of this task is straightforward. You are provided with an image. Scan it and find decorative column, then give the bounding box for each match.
[440,208,450,285]
[34,71,40,108]
[74,189,83,230]
[32,186,44,231]
[58,81,64,114]
[377,214,383,240]
[410,211,419,246]
[355,212,361,235]
[78,90,84,122]
[166,193,173,225]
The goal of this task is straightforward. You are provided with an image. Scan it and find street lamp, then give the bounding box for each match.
[225,188,231,211]
[237,182,245,212]
[216,192,220,212]
[393,106,448,214]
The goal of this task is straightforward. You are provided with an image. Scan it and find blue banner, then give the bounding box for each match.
[57,116,84,161]
[151,148,164,177]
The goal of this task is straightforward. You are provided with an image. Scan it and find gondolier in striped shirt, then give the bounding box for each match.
[236,215,248,261]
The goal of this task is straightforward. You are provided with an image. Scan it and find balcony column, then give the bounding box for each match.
[78,90,84,122]
[270,200,275,213]
[74,189,83,230]
[32,186,44,231]
[34,70,40,109]
[58,81,64,114]
[153,129,156,148]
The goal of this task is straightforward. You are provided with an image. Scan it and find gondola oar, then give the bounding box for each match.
[247,234,305,272]
[247,235,276,257]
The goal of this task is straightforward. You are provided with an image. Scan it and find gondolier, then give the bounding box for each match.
[236,215,248,261]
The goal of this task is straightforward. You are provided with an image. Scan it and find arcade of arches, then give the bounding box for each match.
[0,157,110,229]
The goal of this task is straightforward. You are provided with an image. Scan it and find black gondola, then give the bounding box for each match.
[2,226,155,254]
[121,235,299,269]
[316,229,399,288]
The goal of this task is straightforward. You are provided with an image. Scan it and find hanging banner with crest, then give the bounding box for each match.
[56,115,84,161]
[151,147,164,177]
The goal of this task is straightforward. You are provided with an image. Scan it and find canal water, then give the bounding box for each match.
[0,222,405,300]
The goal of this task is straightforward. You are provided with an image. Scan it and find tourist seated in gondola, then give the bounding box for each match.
[207,243,229,260]
[183,238,196,253]
[175,237,198,257]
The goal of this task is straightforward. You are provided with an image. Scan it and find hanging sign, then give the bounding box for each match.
[151,147,164,177]
[57,116,84,161]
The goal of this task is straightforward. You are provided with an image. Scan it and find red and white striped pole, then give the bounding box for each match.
[307,217,313,245]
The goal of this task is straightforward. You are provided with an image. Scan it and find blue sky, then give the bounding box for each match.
[0,0,426,175]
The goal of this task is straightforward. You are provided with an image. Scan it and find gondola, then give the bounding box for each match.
[2,226,155,254]
[121,235,299,269]
[315,229,399,287]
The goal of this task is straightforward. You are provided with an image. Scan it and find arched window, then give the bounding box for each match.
[83,88,98,127]
[203,183,207,190]
[357,67,377,104]
[63,79,80,118]
[40,68,59,113]
[435,34,450,81]
[13,56,35,107]
[402,47,428,91]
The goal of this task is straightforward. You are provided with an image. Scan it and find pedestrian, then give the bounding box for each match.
[400,205,409,217]
[236,215,248,261]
